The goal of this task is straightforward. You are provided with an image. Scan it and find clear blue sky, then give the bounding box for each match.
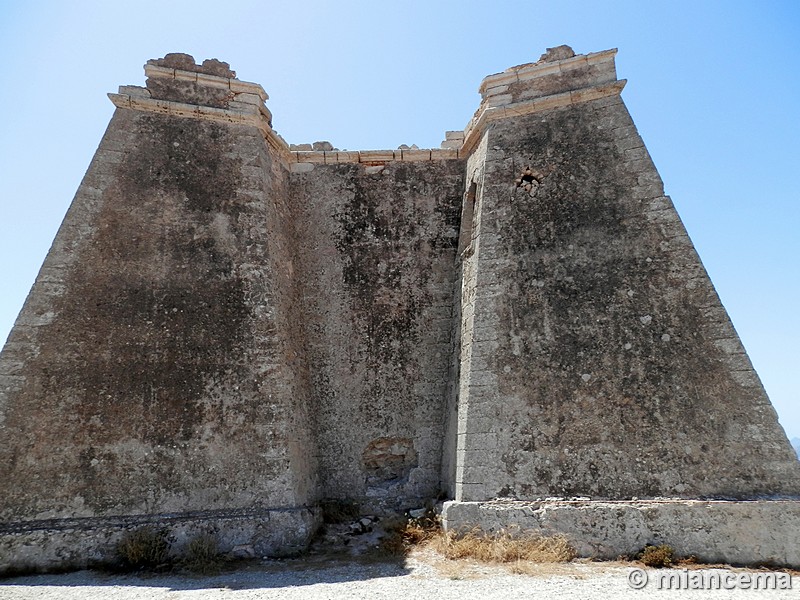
[1,1,798,440]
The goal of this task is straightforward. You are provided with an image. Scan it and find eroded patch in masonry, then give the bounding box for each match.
[362,437,418,486]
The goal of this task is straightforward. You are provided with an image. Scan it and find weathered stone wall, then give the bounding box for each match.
[453,51,800,501]
[442,133,489,500]
[290,161,463,512]
[0,508,316,575]
[0,59,319,572]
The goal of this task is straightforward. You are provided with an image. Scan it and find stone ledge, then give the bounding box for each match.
[0,506,319,575]
[462,80,627,154]
[290,148,465,166]
[108,92,290,164]
[442,499,800,568]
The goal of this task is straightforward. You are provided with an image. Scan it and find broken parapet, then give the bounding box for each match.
[461,47,624,154]
[109,53,284,158]
[148,52,237,77]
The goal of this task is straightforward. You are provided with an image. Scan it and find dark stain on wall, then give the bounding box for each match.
[483,104,785,499]
[331,162,462,372]
[293,160,463,509]
[2,114,255,513]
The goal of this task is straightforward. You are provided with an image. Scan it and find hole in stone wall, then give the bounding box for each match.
[515,167,543,197]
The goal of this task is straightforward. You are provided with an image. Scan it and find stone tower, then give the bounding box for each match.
[1,46,798,573]
[443,46,800,502]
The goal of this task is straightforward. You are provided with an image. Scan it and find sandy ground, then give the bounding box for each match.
[0,551,797,599]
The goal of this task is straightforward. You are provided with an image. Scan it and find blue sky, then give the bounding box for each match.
[0,0,798,440]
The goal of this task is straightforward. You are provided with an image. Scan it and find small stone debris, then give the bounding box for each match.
[229,544,255,558]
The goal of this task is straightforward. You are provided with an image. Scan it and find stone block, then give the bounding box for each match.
[233,92,263,106]
[195,72,230,88]
[432,148,458,160]
[358,150,395,162]
[400,149,432,161]
[333,151,359,162]
[143,64,175,80]
[294,151,326,164]
[485,93,513,107]
[483,85,508,96]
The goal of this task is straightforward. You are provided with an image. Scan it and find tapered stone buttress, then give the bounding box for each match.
[0,55,319,572]
[442,45,800,568]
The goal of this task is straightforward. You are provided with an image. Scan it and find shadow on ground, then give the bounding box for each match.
[0,552,410,593]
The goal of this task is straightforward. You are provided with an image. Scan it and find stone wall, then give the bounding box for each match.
[0,109,310,519]
[451,47,800,502]
[290,160,463,511]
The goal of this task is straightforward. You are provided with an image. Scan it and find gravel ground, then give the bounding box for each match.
[0,551,796,599]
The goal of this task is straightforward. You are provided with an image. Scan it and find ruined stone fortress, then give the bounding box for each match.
[1,45,800,572]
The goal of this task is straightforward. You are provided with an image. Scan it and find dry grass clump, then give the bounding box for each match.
[378,511,442,556]
[181,533,227,575]
[401,512,442,546]
[115,528,230,575]
[379,511,575,568]
[639,544,675,568]
[115,526,171,570]
[432,528,576,564]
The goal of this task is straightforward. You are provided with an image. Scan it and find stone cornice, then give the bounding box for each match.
[108,90,292,164]
[109,49,625,167]
[461,79,627,155]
